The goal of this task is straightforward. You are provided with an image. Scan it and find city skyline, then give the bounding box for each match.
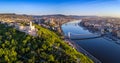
[0,0,120,17]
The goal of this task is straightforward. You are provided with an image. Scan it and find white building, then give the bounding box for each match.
[19,21,37,36]
[30,21,35,30]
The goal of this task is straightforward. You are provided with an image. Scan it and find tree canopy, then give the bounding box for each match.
[0,23,93,63]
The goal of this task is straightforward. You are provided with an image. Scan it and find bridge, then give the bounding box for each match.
[66,32,102,63]
[66,32,102,40]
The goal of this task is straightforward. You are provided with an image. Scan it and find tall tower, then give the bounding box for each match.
[30,21,32,27]
[68,32,71,39]
[30,21,33,30]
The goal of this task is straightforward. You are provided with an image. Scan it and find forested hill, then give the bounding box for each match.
[0,23,93,63]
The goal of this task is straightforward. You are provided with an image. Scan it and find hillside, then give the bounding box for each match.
[0,23,93,63]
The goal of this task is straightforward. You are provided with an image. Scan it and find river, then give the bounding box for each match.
[61,20,120,63]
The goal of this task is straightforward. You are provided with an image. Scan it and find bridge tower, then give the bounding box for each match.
[68,32,71,39]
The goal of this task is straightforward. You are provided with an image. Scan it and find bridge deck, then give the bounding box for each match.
[66,32,102,40]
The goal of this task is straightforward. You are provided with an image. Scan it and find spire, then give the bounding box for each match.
[30,21,32,27]
[29,21,33,30]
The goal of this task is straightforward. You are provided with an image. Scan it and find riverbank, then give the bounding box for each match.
[61,20,101,63]
[79,19,120,43]
[61,20,120,63]
[64,34,101,63]
[68,39,101,63]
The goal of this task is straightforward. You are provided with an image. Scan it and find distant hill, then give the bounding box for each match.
[0,13,33,22]
[0,13,115,23]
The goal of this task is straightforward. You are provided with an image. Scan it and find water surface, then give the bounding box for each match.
[62,21,120,63]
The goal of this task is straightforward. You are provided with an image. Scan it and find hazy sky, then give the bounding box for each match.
[0,0,120,17]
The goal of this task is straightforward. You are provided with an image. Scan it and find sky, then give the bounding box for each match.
[0,0,120,17]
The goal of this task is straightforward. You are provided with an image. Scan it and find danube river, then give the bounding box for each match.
[61,20,120,63]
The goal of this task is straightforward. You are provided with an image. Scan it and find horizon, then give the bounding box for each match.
[0,13,119,18]
[0,0,120,17]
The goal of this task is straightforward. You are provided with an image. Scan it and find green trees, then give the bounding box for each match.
[0,23,93,63]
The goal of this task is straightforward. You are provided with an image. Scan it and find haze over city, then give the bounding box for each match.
[1,0,120,63]
[0,0,120,17]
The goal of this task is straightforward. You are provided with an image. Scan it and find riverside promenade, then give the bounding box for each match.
[66,39,102,63]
